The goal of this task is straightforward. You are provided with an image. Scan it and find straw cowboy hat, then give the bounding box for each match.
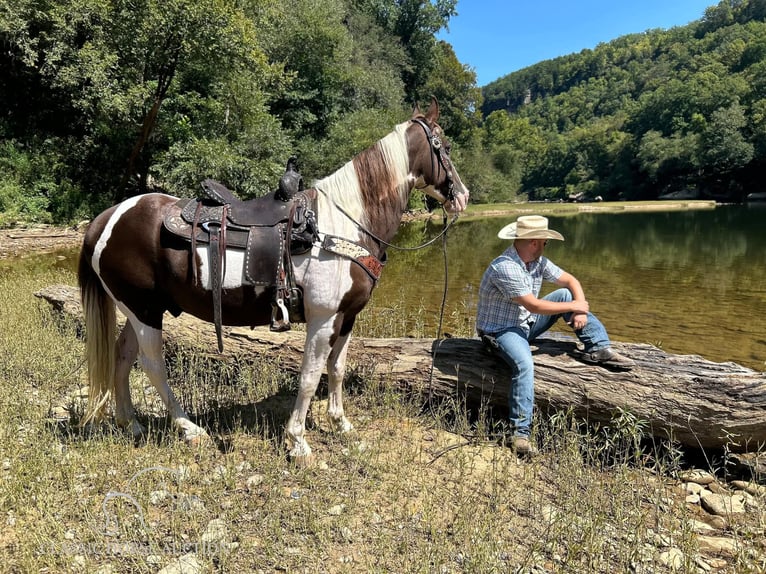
[497,215,565,241]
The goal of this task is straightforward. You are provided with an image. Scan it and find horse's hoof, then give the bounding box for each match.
[184,431,212,448]
[130,421,147,439]
[289,452,316,468]
[328,416,354,434]
[287,438,313,466]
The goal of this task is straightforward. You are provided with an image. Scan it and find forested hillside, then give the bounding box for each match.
[2,0,764,225]
[0,0,479,225]
[480,0,766,203]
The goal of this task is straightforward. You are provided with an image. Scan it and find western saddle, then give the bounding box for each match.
[163,174,318,352]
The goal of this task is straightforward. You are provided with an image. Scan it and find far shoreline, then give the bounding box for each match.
[407,199,718,222]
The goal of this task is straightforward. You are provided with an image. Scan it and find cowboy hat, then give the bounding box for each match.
[497,215,565,241]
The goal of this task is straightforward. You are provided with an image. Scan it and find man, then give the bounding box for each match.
[476,215,634,455]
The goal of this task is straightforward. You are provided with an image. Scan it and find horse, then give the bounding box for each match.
[77,98,469,461]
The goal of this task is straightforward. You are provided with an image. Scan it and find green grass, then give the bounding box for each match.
[0,252,764,573]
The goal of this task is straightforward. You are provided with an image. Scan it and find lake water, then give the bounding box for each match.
[368,205,766,371]
[10,205,763,371]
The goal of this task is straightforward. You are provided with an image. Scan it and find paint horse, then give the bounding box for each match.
[78,98,469,461]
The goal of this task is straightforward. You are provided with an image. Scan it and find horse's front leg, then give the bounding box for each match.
[285,318,336,462]
[326,331,353,434]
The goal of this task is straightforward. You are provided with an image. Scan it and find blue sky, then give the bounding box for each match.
[439,0,716,86]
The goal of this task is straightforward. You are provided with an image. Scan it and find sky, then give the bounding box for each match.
[438,0,716,86]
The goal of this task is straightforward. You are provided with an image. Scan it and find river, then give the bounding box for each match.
[368,204,766,371]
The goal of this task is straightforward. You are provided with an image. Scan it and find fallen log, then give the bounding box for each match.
[36,284,766,452]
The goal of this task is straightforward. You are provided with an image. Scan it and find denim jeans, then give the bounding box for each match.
[492,288,611,437]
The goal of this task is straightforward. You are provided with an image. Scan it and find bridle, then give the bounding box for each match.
[316,117,462,251]
[411,118,456,206]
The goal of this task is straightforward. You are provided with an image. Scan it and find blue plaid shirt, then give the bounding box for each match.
[476,245,563,336]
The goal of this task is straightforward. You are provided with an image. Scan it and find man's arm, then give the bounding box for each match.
[512,270,589,326]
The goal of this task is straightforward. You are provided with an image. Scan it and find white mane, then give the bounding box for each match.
[313,121,411,230]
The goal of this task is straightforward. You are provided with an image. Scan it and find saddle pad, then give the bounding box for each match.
[163,201,285,287]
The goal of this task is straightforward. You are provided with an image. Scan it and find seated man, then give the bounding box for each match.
[476,215,634,455]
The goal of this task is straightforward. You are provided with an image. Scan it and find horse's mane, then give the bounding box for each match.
[313,122,411,225]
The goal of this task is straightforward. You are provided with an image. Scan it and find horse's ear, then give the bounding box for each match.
[425,96,440,123]
[411,102,422,118]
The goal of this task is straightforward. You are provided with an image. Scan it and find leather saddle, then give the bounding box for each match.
[163,175,318,351]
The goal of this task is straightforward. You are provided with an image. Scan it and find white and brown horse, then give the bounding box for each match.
[78,99,469,460]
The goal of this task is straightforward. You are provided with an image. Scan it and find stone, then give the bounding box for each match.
[201,518,228,545]
[658,548,684,570]
[730,480,766,497]
[157,553,204,574]
[678,469,715,485]
[699,491,746,516]
[696,535,739,556]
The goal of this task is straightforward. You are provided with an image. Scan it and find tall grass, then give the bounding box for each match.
[0,252,763,573]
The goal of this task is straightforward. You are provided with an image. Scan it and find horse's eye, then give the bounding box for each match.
[445,144,452,156]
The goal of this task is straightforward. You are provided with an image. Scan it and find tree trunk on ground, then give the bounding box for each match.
[36,285,766,452]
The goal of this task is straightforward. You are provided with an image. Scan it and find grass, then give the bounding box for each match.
[0,254,764,573]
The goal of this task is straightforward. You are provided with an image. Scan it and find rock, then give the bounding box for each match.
[658,548,684,570]
[157,553,204,574]
[201,518,228,545]
[682,482,704,495]
[730,480,766,497]
[678,469,715,485]
[245,474,264,491]
[696,535,739,556]
[699,491,746,516]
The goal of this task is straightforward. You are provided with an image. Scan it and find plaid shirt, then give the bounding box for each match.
[476,244,563,335]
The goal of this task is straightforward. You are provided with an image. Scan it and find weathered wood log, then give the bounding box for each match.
[36,284,766,452]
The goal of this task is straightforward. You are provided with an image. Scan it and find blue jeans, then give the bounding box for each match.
[492,288,611,437]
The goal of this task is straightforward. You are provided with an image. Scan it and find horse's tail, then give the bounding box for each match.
[78,248,115,425]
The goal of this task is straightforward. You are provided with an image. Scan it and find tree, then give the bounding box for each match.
[356,0,457,103]
[419,41,482,144]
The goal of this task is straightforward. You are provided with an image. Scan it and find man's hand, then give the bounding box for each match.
[569,312,588,330]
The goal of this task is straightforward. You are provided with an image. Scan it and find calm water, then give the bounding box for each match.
[369,205,766,371]
[9,205,764,371]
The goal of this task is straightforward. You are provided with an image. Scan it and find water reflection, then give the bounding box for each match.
[371,206,766,371]
[8,207,763,371]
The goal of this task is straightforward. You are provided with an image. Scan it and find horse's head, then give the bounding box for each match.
[408,97,470,214]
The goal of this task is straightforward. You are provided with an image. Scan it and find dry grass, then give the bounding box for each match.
[0,253,764,573]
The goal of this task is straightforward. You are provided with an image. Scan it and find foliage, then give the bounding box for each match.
[481,0,766,202]
[0,0,469,221]
[7,0,766,221]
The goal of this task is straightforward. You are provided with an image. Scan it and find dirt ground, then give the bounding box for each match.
[0,225,85,260]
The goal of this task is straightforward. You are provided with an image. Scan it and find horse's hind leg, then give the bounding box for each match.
[326,332,354,434]
[113,321,146,438]
[127,315,209,445]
